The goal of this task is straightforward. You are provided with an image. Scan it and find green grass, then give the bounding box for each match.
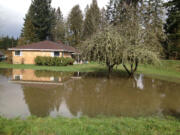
[0,62,105,72]
[0,116,179,135]
[0,60,180,82]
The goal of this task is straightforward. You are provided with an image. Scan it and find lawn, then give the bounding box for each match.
[0,60,180,81]
[0,116,179,135]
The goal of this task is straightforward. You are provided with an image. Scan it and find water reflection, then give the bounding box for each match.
[0,69,180,118]
[12,69,62,84]
[134,74,144,90]
[0,75,30,118]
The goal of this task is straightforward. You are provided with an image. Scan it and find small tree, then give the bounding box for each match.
[82,27,123,74]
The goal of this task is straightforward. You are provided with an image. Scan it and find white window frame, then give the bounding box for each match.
[15,51,22,56]
[51,51,60,57]
[51,52,54,57]
[14,75,23,80]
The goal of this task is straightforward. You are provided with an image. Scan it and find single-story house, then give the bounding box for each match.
[12,69,63,85]
[8,40,78,64]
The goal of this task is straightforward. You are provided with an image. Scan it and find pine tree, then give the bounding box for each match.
[20,4,38,44]
[106,0,142,25]
[143,0,166,49]
[83,0,101,39]
[22,13,37,43]
[67,5,83,46]
[30,0,54,40]
[100,8,108,30]
[51,7,66,43]
[164,0,180,59]
[20,0,55,43]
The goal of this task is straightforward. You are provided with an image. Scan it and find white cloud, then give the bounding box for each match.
[0,0,109,38]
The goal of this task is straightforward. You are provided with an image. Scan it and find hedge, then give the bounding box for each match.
[35,56,74,66]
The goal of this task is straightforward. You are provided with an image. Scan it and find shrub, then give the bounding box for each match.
[35,56,74,66]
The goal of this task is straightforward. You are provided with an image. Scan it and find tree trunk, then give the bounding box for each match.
[131,64,133,74]
[107,64,114,78]
[123,61,138,77]
[123,64,131,76]
[133,60,138,73]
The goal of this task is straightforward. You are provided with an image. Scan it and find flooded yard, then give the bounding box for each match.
[0,69,180,118]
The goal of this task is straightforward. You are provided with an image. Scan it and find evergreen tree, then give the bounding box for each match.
[143,0,166,52]
[106,0,140,25]
[164,0,180,59]
[100,8,108,30]
[67,5,83,46]
[20,0,54,43]
[31,0,54,40]
[51,7,66,43]
[83,0,101,39]
[0,36,18,49]
[22,12,37,44]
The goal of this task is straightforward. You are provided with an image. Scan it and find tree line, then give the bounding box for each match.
[0,36,18,49]
[19,0,103,47]
[18,0,179,60]
[0,0,179,62]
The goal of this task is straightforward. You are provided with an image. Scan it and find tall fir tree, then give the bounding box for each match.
[30,0,54,40]
[51,7,66,43]
[20,0,54,44]
[20,5,37,44]
[83,0,101,39]
[100,8,108,30]
[22,13,37,43]
[143,0,165,46]
[67,5,83,46]
[164,0,180,59]
[106,0,140,25]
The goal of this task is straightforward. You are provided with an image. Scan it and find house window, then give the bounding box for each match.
[50,77,59,82]
[14,75,22,80]
[54,51,60,57]
[15,51,21,56]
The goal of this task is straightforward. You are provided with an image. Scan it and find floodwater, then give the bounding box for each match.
[0,68,180,118]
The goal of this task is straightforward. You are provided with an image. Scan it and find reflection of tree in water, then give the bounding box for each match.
[156,81,180,117]
[0,69,12,78]
[22,84,64,117]
[21,72,180,118]
[64,75,180,117]
[64,76,158,117]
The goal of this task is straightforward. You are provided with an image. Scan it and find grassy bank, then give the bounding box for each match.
[0,116,179,135]
[0,60,180,81]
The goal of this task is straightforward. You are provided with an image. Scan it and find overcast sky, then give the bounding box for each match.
[0,0,109,38]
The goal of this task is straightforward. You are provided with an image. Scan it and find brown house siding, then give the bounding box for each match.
[12,50,72,64]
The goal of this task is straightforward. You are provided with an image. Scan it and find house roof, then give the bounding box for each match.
[8,40,78,53]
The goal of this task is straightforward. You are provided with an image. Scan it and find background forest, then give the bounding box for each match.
[0,0,179,60]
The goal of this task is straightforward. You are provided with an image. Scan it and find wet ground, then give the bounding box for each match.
[0,69,180,118]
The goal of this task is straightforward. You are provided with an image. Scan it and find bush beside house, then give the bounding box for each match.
[35,56,74,66]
